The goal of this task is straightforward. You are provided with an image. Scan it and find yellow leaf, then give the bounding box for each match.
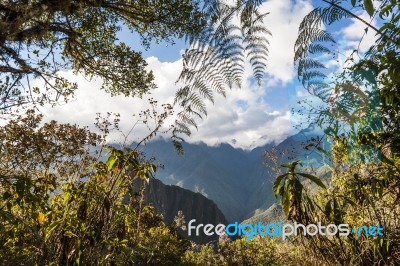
[38,212,45,224]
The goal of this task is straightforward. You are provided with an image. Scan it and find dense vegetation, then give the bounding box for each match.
[0,0,399,265]
[283,0,400,264]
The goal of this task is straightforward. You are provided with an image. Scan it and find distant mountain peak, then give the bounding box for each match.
[137,130,326,222]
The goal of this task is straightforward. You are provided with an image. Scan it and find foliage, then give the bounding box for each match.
[0,0,205,111]
[272,0,400,265]
[0,0,272,156]
[294,0,398,91]
[0,111,190,265]
[0,0,275,264]
[182,237,303,266]
[273,161,326,222]
[3,0,399,265]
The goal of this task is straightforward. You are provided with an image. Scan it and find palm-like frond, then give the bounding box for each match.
[173,0,271,150]
[294,2,351,98]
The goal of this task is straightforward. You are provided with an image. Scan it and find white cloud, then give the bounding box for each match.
[190,89,292,149]
[35,0,317,149]
[39,59,183,146]
[259,0,314,85]
[37,58,292,149]
[339,10,379,54]
[295,86,310,97]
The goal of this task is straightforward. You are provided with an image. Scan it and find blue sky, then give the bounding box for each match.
[39,0,379,149]
[117,31,187,62]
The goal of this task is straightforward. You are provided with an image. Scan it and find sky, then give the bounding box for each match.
[38,0,379,150]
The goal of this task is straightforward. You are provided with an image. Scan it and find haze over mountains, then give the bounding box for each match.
[138,126,326,222]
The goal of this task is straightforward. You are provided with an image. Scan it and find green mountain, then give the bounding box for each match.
[240,203,286,226]
[138,126,327,222]
[132,178,228,244]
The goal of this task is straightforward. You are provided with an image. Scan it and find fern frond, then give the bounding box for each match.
[308,43,331,54]
[172,0,271,151]
[297,58,327,78]
[173,120,192,136]
[178,112,199,129]
[193,80,214,103]
[294,3,353,97]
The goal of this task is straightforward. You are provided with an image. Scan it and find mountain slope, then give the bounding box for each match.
[137,127,326,222]
[133,178,228,244]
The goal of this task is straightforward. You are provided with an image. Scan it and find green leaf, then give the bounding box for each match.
[363,0,374,16]
[273,173,288,195]
[325,199,332,217]
[281,160,300,169]
[76,241,83,265]
[275,184,284,197]
[282,186,291,217]
[45,219,63,241]
[298,173,327,189]
[351,0,356,6]
[106,155,116,171]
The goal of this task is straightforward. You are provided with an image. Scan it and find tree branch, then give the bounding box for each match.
[322,0,395,44]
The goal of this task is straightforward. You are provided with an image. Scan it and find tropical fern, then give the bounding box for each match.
[294,2,351,96]
[172,0,271,151]
[293,0,394,99]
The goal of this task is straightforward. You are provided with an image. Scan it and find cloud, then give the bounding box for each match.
[341,12,378,47]
[189,89,292,149]
[338,10,379,57]
[295,86,311,97]
[36,0,317,149]
[259,0,314,85]
[39,59,183,146]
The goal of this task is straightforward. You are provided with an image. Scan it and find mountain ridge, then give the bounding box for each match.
[137,127,326,222]
[132,178,228,244]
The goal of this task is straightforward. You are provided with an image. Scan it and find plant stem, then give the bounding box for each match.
[322,0,395,43]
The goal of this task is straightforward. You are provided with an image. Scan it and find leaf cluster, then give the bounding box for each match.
[0,0,206,112]
[0,111,190,265]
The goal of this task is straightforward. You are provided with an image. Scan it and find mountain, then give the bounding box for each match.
[241,203,286,226]
[137,127,327,222]
[133,178,228,244]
